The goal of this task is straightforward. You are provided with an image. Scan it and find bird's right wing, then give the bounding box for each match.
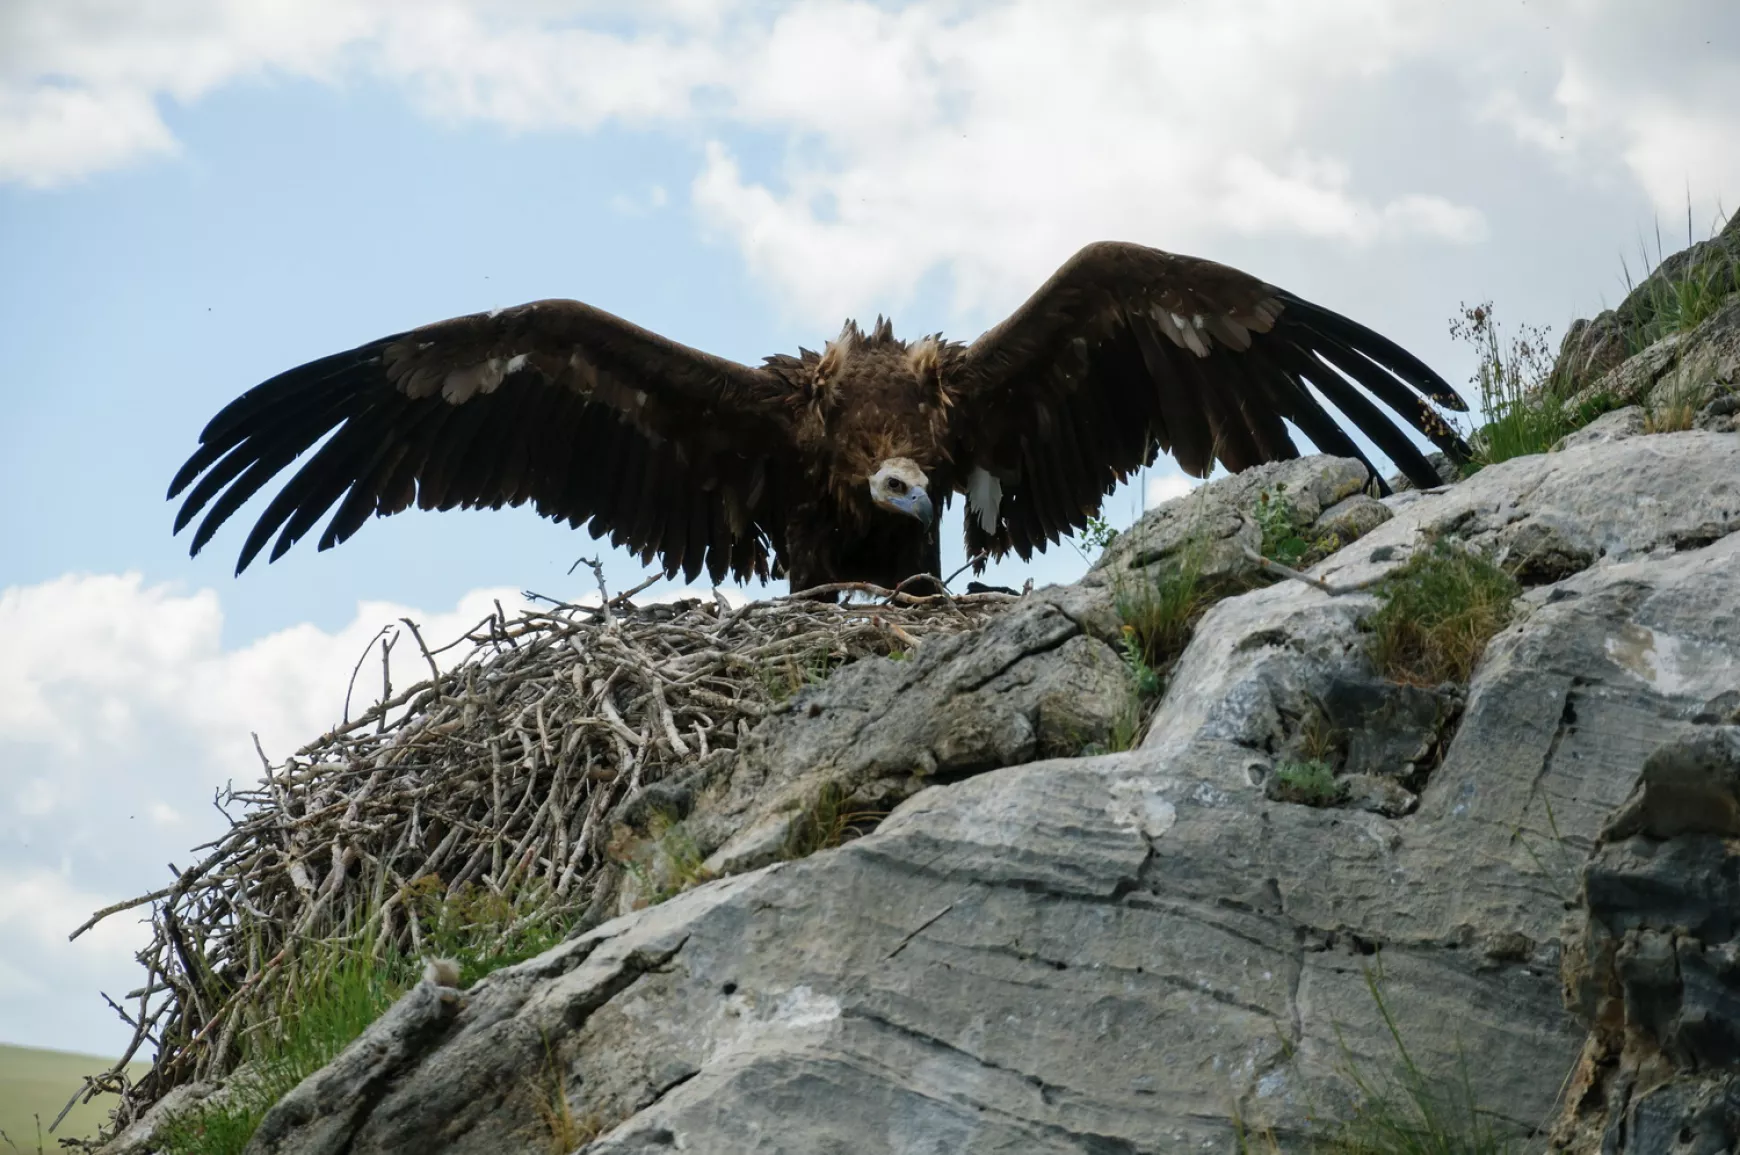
[947,242,1471,560]
[168,299,800,583]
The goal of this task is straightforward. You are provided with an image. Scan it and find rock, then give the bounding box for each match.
[224,432,1740,1155]
[1553,730,1740,1153]
[1574,300,1740,425]
[1339,772,1418,818]
[1319,676,1462,784]
[100,1081,226,1155]
[1087,454,1373,591]
[688,593,1132,878]
[1553,404,1647,451]
[1385,450,1461,493]
[1312,492,1394,547]
[1552,211,1740,399]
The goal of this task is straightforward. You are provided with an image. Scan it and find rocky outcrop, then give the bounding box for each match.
[1551,211,1740,433]
[211,426,1739,1155]
[1553,211,1739,392]
[1553,730,1740,1154]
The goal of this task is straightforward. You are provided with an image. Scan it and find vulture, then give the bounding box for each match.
[169,241,1470,592]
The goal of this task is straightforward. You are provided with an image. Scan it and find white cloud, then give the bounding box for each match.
[18,1,1735,320]
[0,574,514,1051]
[1474,12,1740,229]
[0,570,743,1052]
[7,1,1735,315]
[0,866,148,998]
[0,572,525,772]
[1145,472,1199,509]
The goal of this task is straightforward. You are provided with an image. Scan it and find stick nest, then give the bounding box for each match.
[70,577,1017,1141]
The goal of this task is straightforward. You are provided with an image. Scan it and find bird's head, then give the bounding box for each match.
[869,458,934,527]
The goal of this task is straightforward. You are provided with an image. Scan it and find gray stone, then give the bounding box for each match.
[218,431,1740,1155]
[1554,729,1740,1153]
[1551,210,1740,399]
[1553,404,1647,450]
[1312,493,1394,548]
[1087,454,1373,592]
[689,594,1132,879]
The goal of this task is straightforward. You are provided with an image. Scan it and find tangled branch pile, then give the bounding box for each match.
[71,578,1016,1138]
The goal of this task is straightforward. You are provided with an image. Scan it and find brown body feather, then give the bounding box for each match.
[168,242,1470,591]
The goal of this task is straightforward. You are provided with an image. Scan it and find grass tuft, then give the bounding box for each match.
[1312,970,1527,1154]
[782,784,887,861]
[1366,541,1518,687]
[524,1034,604,1154]
[156,949,405,1155]
[615,810,719,907]
[1115,547,1214,672]
[1449,302,1619,470]
[156,882,569,1155]
[1618,202,1737,353]
[1272,760,1344,807]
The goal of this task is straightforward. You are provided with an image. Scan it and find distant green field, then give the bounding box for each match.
[0,1043,149,1151]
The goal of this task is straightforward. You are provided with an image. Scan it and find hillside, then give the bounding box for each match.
[0,1043,148,1151]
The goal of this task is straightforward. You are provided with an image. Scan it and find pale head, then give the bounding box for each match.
[869,458,934,526]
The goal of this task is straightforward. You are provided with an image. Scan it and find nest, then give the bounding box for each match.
[67,571,1016,1140]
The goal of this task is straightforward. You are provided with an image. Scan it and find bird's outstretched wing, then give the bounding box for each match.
[168,300,799,582]
[948,241,1470,560]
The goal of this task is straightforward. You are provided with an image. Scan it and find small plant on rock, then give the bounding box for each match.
[1253,483,1309,567]
[1272,759,1343,807]
[1075,514,1121,557]
[1366,540,1518,687]
[1449,302,1615,470]
[781,783,886,861]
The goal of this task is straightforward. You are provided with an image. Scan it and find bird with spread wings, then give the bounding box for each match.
[169,241,1469,593]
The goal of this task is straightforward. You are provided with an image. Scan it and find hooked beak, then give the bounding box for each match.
[883,489,935,527]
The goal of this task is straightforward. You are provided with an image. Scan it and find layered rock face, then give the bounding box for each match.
[203,426,1739,1155]
[1553,730,1740,1154]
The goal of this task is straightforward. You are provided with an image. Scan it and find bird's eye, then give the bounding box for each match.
[887,478,907,494]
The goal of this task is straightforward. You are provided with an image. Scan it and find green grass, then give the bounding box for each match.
[397,876,570,987]
[1115,545,1214,672]
[153,881,575,1155]
[1618,204,1737,354]
[1448,301,1620,470]
[781,784,887,861]
[1272,759,1343,807]
[154,948,408,1155]
[1366,541,1518,687]
[0,1043,150,1152]
[1312,971,1530,1154]
[617,810,719,906]
[757,646,843,703]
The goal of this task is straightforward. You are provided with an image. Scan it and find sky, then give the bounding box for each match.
[2,0,1737,1058]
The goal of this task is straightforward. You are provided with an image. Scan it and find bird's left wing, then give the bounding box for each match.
[168,299,800,581]
[946,242,1470,560]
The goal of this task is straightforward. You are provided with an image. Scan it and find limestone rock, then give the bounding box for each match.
[1553,404,1646,450]
[1553,730,1740,1153]
[688,592,1132,878]
[1086,454,1373,591]
[1552,210,1740,399]
[221,431,1740,1155]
